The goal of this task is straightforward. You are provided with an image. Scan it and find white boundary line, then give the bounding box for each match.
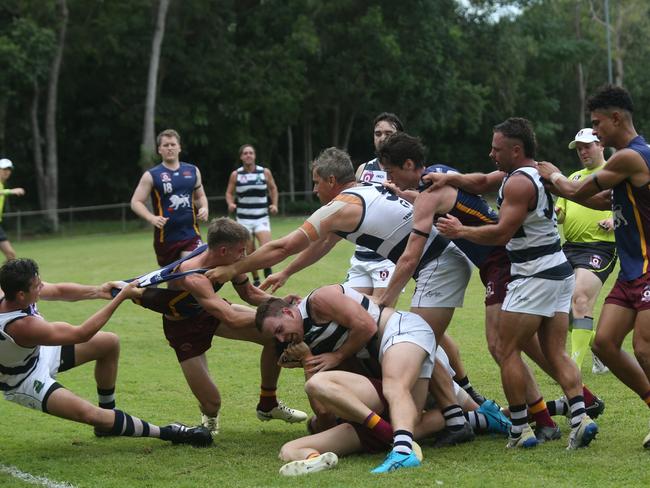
[0,464,76,488]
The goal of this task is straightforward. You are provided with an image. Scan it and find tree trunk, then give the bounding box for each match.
[0,97,7,151]
[342,109,357,151]
[31,82,46,210]
[140,0,172,169]
[287,125,295,203]
[331,103,340,147]
[42,0,68,232]
[303,116,313,200]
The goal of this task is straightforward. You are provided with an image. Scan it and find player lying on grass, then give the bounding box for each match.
[115,217,307,435]
[274,342,510,476]
[0,258,212,447]
[255,284,510,473]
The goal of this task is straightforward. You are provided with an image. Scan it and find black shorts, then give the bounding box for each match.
[562,241,617,284]
[0,224,8,242]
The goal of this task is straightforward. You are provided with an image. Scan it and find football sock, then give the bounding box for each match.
[364,412,393,444]
[528,397,555,428]
[442,405,465,431]
[509,404,528,436]
[111,409,160,438]
[98,387,115,410]
[257,386,278,412]
[570,317,593,369]
[264,268,273,278]
[465,411,488,432]
[546,398,569,417]
[568,395,586,428]
[392,430,414,455]
[641,390,650,408]
[456,376,482,403]
[582,385,596,406]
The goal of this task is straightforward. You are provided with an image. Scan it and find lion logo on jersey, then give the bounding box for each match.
[169,194,191,210]
[612,204,628,229]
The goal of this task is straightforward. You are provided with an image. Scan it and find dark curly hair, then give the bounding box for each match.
[587,84,634,114]
[494,117,537,159]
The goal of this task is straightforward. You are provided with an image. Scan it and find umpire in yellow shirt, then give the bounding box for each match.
[555,129,616,374]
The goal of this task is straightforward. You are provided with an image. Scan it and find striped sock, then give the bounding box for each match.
[264,268,273,278]
[641,390,650,408]
[111,409,160,438]
[364,412,393,444]
[97,387,115,410]
[465,411,488,432]
[456,376,481,403]
[568,395,586,428]
[546,398,569,417]
[442,405,465,431]
[257,386,278,412]
[509,404,528,436]
[392,430,413,455]
[528,397,555,428]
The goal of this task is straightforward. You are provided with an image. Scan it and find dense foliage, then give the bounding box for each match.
[1,0,648,211]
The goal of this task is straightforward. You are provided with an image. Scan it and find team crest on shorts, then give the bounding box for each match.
[642,285,650,303]
[589,255,602,269]
[485,281,494,298]
[379,269,389,281]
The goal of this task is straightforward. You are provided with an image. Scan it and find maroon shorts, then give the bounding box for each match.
[162,311,220,362]
[479,248,511,307]
[154,235,203,267]
[604,272,650,311]
[349,378,391,453]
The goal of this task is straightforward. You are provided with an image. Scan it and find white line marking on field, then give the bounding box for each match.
[0,464,76,488]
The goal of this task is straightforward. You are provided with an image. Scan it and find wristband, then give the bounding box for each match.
[550,172,565,185]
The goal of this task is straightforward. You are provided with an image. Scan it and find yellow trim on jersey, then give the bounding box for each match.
[625,182,649,274]
[168,290,192,318]
[153,189,165,243]
[455,202,496,224]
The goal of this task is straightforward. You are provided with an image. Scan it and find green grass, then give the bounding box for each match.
[1,217,649,487]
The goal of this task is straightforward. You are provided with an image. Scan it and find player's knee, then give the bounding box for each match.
[304,375,329,401]
[572,293,590,316]
[382,379,407,401]
[591,336,612,359]
[278,442,296,462]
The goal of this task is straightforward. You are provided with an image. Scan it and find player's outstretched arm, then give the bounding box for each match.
[423,170,504,194]
[40,281,115,301]
[8,282,140,347]
[206,229,311,284]
[260,233,341,293]
[437,174,530,246]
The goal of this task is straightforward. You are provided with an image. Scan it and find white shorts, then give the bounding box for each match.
[502,275,575,317]
[411,243,473,309]
[345,255,395,289]
[237,216,271,235]
[4,345,62,411]
[379,311,436,378]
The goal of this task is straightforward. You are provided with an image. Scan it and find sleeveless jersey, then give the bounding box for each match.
[299,285,379,358]
[235,165,269,220]
[497,167,572,280]
[422,164,499,267]
[0,303,40,391]
[612,135,650,281]
[148,162,200,243]
[334,185,451,276]
[354,158,388,261]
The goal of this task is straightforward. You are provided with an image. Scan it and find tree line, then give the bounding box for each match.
[1,0,649,229]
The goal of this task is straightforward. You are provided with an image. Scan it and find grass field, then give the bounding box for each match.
[1,217,648,488]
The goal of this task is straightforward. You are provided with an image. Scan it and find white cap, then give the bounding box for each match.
[568,128,599,149]
[0,158,13,169]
